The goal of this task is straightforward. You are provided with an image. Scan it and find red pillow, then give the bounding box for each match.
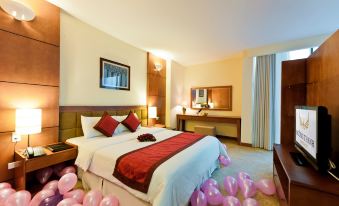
[94,112,120,137]
[121,111,141,132]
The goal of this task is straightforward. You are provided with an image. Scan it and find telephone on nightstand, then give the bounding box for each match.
[24,146,46,158]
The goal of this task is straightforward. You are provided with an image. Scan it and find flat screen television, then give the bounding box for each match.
[295,106,331,172]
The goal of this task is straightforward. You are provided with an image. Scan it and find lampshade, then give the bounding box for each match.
[0,0,35,21]
[15,109,42,135]
[148,106,157,119]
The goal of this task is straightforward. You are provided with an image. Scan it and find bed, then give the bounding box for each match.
[59,106,227,206]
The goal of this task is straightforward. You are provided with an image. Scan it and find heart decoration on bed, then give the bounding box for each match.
[137,133,157,142]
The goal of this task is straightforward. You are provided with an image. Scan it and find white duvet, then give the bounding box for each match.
[67,127,227,206]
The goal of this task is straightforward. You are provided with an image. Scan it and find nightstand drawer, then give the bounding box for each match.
[25,148,77,173]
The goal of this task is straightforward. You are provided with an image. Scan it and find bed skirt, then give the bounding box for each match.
[78,168,151,206]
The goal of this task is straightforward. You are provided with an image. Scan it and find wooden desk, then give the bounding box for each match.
[273,144,339,206]
[176,114,241,143]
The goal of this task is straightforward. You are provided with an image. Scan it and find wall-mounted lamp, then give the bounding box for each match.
[154,63,162,72]
[0,0,35,21]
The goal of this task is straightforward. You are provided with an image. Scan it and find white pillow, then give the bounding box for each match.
[81,113,142,138]
[113,115,128,133]
[81,116,102,138]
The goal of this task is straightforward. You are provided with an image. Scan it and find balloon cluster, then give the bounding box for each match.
[0,164,119,206]
[190,172,276,206]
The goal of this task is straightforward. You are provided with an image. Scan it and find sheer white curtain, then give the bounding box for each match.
[252,54,276,150]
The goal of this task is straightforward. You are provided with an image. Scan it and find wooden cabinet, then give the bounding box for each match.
[14,143,77,190]
[273,145,339,206]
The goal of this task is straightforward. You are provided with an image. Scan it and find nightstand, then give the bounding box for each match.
[154,124,166,128]
[14,143,77,190]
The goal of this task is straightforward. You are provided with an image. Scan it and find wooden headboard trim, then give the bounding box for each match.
[60,105,147,112]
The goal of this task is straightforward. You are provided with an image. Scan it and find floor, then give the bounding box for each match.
[211,138,279,206]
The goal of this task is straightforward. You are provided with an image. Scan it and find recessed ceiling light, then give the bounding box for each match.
[0,0,35,21]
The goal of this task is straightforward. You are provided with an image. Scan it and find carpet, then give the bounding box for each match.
[211,139,279,206]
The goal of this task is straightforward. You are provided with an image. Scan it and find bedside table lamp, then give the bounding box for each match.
[15,109,42,147]
[148,106,157,126]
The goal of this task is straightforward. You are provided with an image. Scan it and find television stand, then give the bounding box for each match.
[273,144,339,206]
[289,152,308,166]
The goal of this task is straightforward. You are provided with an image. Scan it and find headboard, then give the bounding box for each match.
[59,106,148,142]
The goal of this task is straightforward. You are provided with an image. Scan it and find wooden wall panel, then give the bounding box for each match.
[0,0,60,183]
[307,30,339,165]
[147,53,166,125]
[280,59,306,146]
[0,30,60,86]
[0,0,60,46]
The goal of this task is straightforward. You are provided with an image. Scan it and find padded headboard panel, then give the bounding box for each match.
[59,106,148,142]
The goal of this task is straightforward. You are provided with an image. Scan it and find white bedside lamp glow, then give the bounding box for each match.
[148,106,157,119]
[15,109,42,147]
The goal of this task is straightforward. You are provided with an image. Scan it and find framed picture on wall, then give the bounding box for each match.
[100,57,130,90]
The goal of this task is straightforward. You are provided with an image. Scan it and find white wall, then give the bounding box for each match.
[183,54,243,137]
[60,12,147,106]
[169,61,186,128]
[241,57,254,144]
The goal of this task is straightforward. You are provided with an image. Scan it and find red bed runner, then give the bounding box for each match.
[113,132,205,193]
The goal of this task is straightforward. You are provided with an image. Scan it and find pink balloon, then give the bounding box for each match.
[219,155,231,167]
[64,189,85,203]
[60,166,76,177]
[190,189,207,206]
[243,198,259,206]
[43,180,59,192]
[58,173,78,195]
[223,143,227,151]
[73,204,83,206]
[53,163,66,177]
[5,190,31,206]
[56,198,78,206]
[223,176,238,196]
[255,179,276,195]
[36,167,53,184]
[0,182,11,190]
[204,186,223,205]
[237,172,251,182]
[0,188,16,204]
[222,196,241,206]
[30,189,55,206]
[201,178,219,192]
[240,179,256,198]
[99,194,119,206]
[83,190,103,206]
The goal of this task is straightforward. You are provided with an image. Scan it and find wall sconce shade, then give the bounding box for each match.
[148,106,157,119]
[0,0,35,21]
[15,109,42,135]
[154,63,162,71]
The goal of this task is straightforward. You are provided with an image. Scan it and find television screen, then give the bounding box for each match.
[295,108,317,159]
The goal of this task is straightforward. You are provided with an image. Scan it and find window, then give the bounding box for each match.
[288,47,318,60]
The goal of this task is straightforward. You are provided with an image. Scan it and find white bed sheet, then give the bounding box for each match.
[67,127,227,206]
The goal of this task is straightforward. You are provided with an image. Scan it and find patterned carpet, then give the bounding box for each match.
[211,138,279,206]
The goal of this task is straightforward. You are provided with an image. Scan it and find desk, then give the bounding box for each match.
[176,114,241,143]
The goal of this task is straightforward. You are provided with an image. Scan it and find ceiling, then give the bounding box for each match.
[47,0,339,65]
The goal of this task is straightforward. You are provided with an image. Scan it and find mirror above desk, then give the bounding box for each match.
[190,86,232,111]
